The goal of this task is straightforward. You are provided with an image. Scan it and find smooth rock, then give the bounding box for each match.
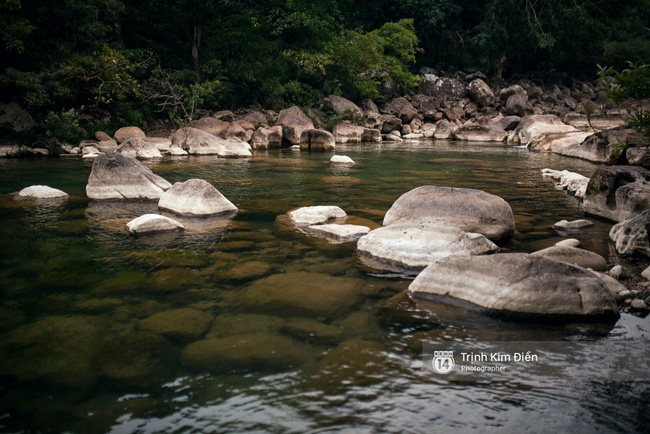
[511,115,578,144]
[584,166,650,222]
[552,219,593,231]
[555,238,581,248]
[171,127,224,155]
[227,272,366,320]
[86,153,172,200]
[126,214,185,235]
[113,126,146,144]
[17,185,69,199]
[194,117,229,138]
[116,137,163,159]
[140,308,213,341]
[532,245,607,271]
[333,121,365,143]
[548,132,604,162]
[330,155,355,165]
[182,334,313,372]
[468,78,495,107]
[357,222,498,272]
[383,185,515,241]
[609,265,629,280]
[320,95,363,119]
[609,210,650,257]
[300,129,335,151]
[304,223,370,242]
[409,253,619,320]
[288,206,347,226]
[158,178,238,216]
[276,106,315,145]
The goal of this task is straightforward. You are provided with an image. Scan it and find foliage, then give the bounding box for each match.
[598,62,650,139]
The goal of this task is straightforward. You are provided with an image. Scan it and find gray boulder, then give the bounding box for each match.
[452,118,508,142]
[433,119,457,139]
[171,127,224,155]
[511,115,578,144]
[379,114,402,134]
[251,126,283,149]
[383,185,515,241]
[0,102,35,131]
[321,95,363,119]
[126,214,185,235]
[300,129,335,151]
[158,178,238,216]
[288,206,347,226]
[468,78,495,107]
[381,97,418,123]
[531,245,607,271]
[408,253,619,320]
[304,224,370,243]
[113,126,146,144]
[86,153,171,200]
[505,89,534,116]
[609,210,650,257]
[276,106,315,145]
[583,166,650,222]
[195,117,230,138]
[357,222,498,273]
[541,168,589,198]
[333,121,365,143]
[116,138,163,159]
[418,75,467,101]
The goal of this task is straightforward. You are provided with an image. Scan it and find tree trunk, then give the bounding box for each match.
[192,24,201,82]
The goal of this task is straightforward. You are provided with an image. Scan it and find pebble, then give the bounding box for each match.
[608,265,629,280]
[630,299,647,310]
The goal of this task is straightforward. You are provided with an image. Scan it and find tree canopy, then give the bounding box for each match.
[1,0,649,137]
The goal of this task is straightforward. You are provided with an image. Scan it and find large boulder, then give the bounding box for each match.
[250,126,283,149]
[609,210,650,257]
[116,138,163,159]
[381,97,419,123]
[505,89,533,116]
[511,115,578,144]
[418,75,467,101]
[126,213,185,235]
[86,153,171,200]
[113,126,146,144]
[567,126,646,164]
[217,139,252,158]
[583,166,650,222]
[16,185,69,200]
[158,178,238,216]
[194,117,230,138]
[514,115,578,143]
[276,106,315,145]
[468,78,495,107]
[357,222,498,273]
[333,121,365,143]
[321,95,363,119]
[452,118,508,142]
[409,253,619,320]
[299,128,335,151]
[383,185,515,241]
[433,119,457,139]
[0,102,35,131]
[171,127,224,155]
[546,132,594,159]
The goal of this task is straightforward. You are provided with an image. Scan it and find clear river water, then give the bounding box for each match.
[0,140,648,433]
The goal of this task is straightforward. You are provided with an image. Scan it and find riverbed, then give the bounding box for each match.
[0,140,648,433]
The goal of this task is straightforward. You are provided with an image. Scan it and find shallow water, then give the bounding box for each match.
[0,141,648,433]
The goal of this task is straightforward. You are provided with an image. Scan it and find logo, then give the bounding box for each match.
[432,351,455,375]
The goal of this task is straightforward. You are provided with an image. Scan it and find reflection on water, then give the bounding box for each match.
[0,141,648,433]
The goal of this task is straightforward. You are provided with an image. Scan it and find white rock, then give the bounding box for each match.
[304,224,370,242]
[330,155,355,165]
[555,238,581,248]
[288,206,347,226]
[158,178,238,216]
[17,185,69,199]
[169,146,189,156]
[531,245,607,271]
[541,168,589,198]
[126,214,185,235]
[357,221,498,272]
[552,219,594,230]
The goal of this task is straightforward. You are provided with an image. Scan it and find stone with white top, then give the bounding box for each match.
[126,214,185,235]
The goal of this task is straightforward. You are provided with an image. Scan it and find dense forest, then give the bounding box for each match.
[1,0,649,145]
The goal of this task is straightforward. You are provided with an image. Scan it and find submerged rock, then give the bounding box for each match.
[304,223,370,243]
[139,308,213,341]
[330,155,355,165]
[383,185,515,241]
[86,153,171,200]
[16,185,69,200]
[181,333,314,372]
[409,253,619,320]
[357,222,498,272]
[583,166,650,222]
[552,219,593,231]
[227,272,366,320]
[126,214,185,235]
[158,178,238,216]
